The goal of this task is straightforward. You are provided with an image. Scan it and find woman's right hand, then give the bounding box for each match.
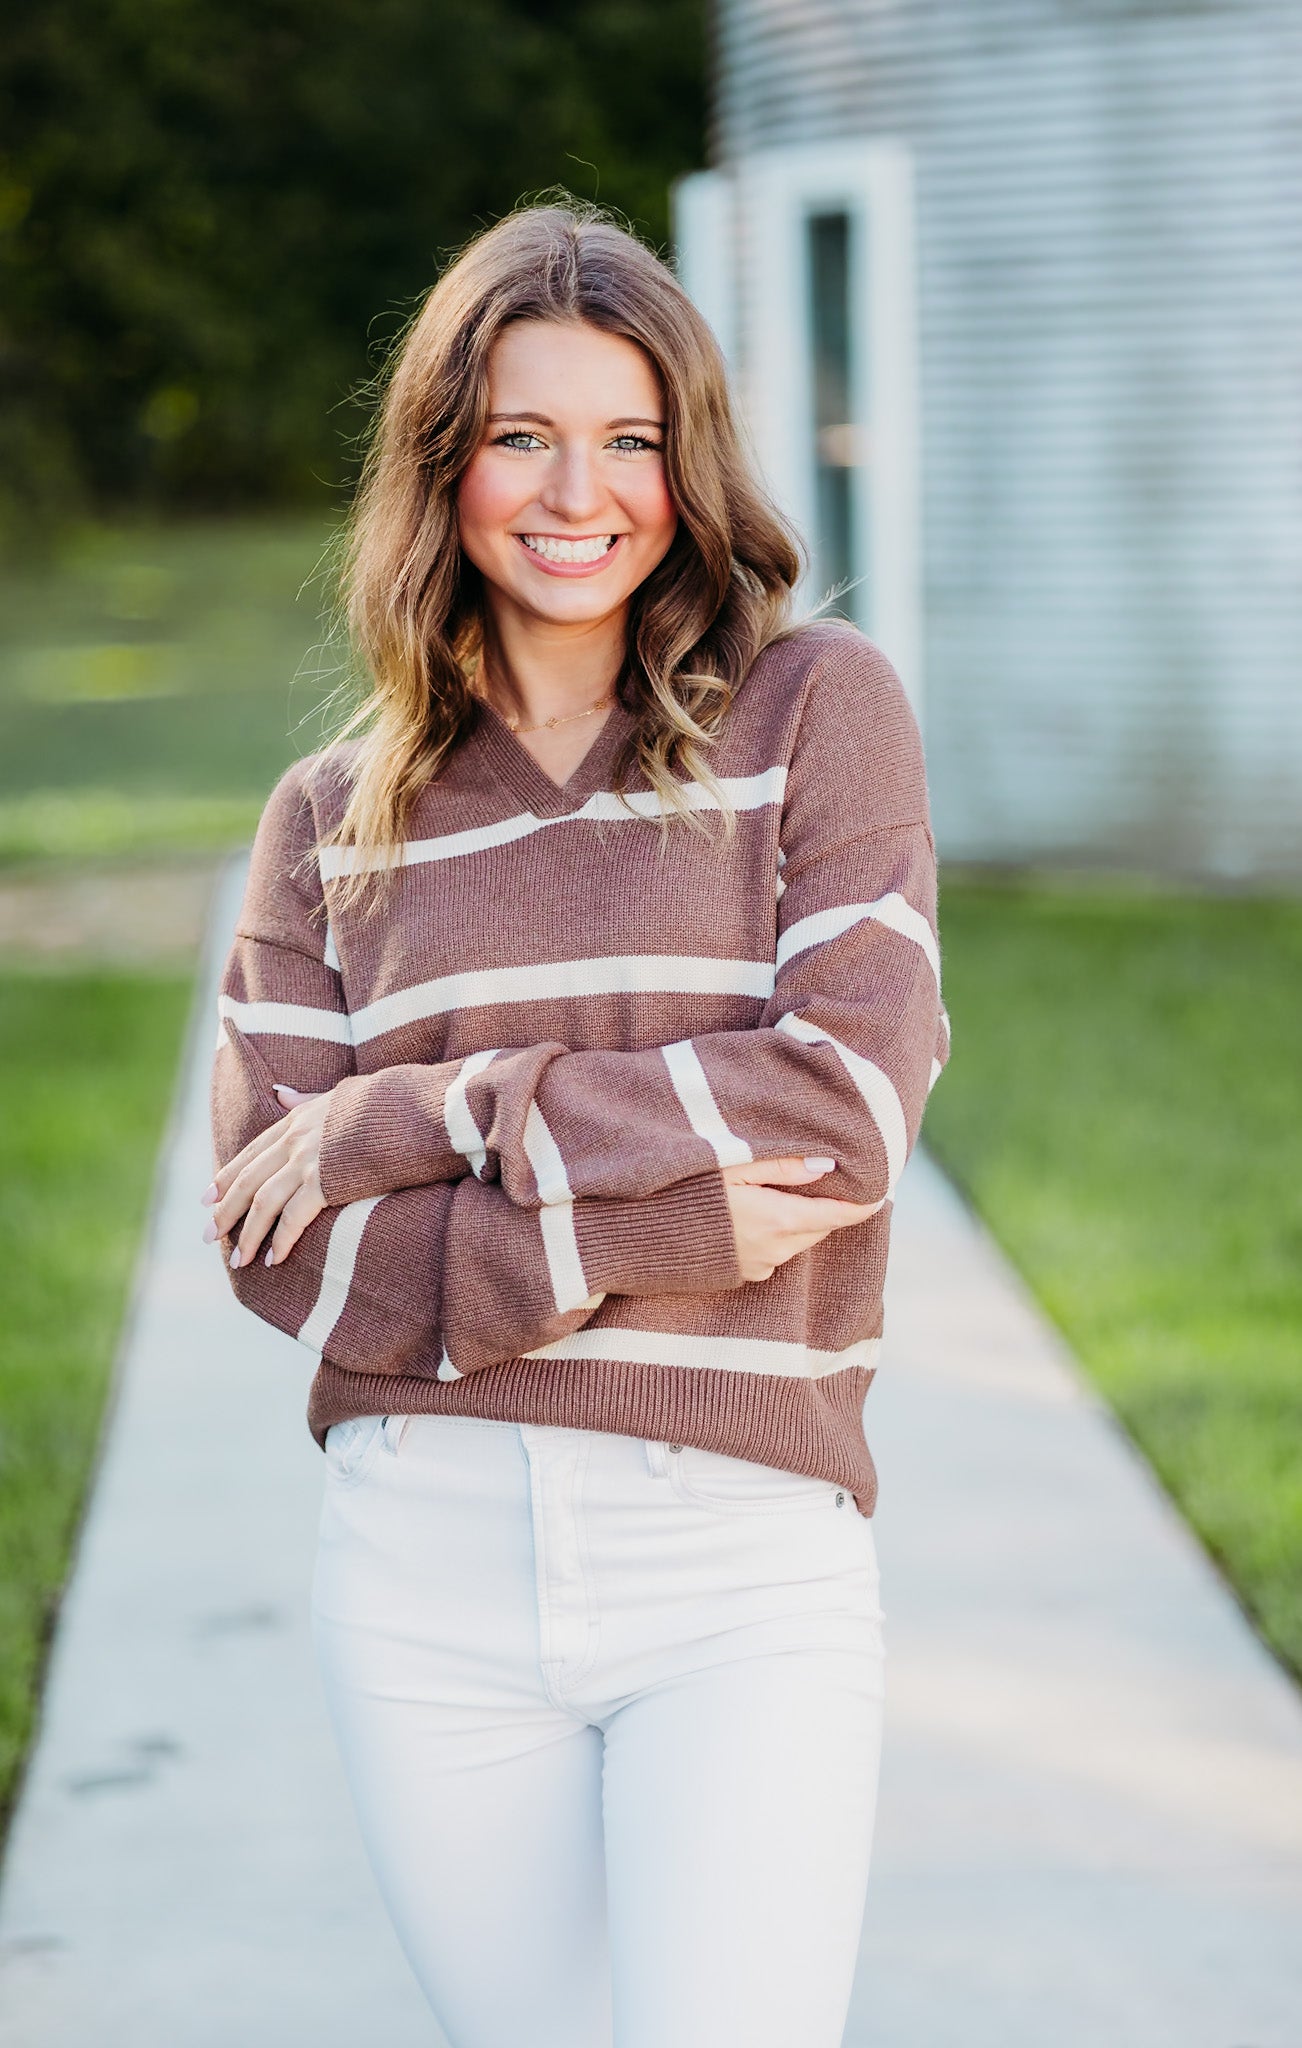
[720,1156,880,1283]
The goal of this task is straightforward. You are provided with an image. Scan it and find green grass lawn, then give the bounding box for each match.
[0,513,345,869]
[0,965,194,1833]
[925,876,1302,1681]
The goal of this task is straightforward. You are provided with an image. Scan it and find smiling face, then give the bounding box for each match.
[455,317,679,637]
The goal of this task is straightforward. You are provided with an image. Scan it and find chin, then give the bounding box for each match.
[512,575,638,623]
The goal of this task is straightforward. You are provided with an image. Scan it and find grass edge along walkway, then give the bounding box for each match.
[0,956,198,1848]
[923,875,1302,1688]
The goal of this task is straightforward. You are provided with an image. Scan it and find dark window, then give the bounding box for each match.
[806,209,862,622]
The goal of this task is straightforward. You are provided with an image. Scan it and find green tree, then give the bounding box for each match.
[0,0,708,537]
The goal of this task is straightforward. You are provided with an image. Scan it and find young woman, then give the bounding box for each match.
[203,199,949,2048]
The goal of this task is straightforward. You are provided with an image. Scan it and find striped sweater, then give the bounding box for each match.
[209,619,950,1515]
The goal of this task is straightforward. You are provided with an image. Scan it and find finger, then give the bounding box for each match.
[724,1155,837,1187]
[208,1138,291,1241]
[758,1186,877,1225]
[263,1181,327,1266]
[232,1164,301,1267]
[757,1192,876,1238]
[205,1116,290,1205]
[796,1197,880,1231]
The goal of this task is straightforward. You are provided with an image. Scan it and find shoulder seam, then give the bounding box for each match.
[231,926,332,965]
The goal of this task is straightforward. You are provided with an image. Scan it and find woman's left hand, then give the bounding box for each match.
[200,1082,331,1269]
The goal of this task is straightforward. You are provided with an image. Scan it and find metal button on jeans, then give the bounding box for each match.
[667,1443,683,1454]
[835,1492,846,1507]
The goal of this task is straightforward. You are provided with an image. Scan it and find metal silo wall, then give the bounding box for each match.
[715,0,1302,878]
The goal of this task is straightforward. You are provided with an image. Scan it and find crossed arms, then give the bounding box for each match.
[209,637,950,1380]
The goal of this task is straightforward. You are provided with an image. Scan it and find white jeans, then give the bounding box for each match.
[309,1412,886,2048]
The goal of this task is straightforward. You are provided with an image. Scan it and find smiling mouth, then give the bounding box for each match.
[517,533,621,565]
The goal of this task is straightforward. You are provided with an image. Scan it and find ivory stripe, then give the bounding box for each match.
[522,1326,882,1379]
[218,992,353,1046]
[298,1197,384,1352]
[538,1204,606,1315]
[521,1100,573,1208]
[521,1102,604,1315]
[350,954,774,1046]
[661,1039,754,1166]
[776,890,940,983]
[317,768,789,880]
[775,1011,908,1192]
[444,1047,501,1179]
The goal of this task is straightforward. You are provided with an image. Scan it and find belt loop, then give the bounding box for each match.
[383,1414,411,1454]
[645,1437,668,1476]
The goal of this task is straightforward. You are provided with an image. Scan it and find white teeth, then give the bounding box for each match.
[520,534,615,564]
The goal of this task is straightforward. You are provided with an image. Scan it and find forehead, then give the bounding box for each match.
[487,319,663,417]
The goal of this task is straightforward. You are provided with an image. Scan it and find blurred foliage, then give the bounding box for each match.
[0,0,708,543]
[0,514,350,868]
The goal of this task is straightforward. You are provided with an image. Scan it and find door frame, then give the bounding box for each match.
[673,140,923,723]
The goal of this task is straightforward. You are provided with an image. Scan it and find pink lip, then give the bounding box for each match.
[512,533,627,579]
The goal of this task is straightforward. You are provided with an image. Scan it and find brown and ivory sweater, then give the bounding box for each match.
[209,619,951,1515]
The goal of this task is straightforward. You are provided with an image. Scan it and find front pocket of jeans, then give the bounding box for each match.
[668,1445,839,1515]
[323,1413,388,1486]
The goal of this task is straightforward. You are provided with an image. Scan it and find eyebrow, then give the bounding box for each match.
[486,413,665,429]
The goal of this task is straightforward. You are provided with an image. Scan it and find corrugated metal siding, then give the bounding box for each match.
[713,0,1302,876]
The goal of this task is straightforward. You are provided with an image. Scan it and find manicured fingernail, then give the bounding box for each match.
[201,1219,217,1244]
[264,1246,275,1266]
[229,1247,241,1269]
[804,1156,835,1172]
[200,1181,218,1205]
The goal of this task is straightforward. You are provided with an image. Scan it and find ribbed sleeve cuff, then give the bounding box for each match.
[574,1168,742,1298]
[317,1070,464,1206]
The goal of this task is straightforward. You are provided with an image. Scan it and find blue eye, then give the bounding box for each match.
[490,429,663,455]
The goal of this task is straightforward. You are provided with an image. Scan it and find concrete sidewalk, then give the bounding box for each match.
[1,851,1300,2047]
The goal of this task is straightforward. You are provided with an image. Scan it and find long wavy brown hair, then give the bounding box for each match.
[307,193,806,919]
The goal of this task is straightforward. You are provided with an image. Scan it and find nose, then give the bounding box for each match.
[538,442,608,526]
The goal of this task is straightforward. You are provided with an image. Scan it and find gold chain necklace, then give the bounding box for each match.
[503,693,616,736]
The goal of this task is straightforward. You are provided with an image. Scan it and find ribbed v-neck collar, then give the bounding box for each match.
[470,696,636,818]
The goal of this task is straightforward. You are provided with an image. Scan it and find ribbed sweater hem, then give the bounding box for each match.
[303,1352,881,1517]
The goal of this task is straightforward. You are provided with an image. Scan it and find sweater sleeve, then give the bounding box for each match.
[315,631,951,1224]
[210,759,742,1384]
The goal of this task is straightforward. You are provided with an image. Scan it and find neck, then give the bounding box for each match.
[475,597,627,729]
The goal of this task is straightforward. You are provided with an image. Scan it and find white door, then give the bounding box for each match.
[673,141,923,723]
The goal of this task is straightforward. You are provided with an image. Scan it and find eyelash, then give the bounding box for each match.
[490,430,662,455]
